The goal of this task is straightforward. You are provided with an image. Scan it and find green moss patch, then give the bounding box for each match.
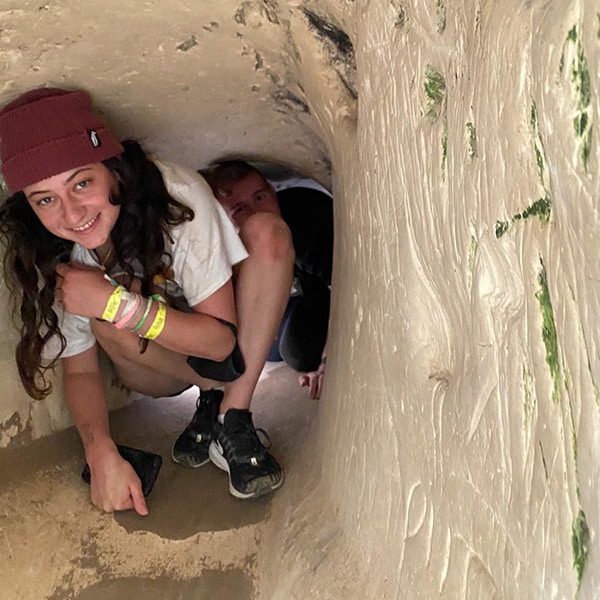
[495,220,509,238]
[566,24,593,172]
[572,509,590,589]
[436,0,446,33]
[535,260,561,403]
[441,116,448,181]
[424,66,446,119]
[423,66,447,181]
[539,442,549,481]
[466,122,477,159]
[513,197,552,225]
[495,196,551,238]
[530,101,549,189]
[495,103,552,238]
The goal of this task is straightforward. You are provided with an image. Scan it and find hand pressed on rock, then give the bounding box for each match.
[88,447,148,516]
[298,361,326,400]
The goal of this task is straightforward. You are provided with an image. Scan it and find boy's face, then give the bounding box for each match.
[213,171,280,229]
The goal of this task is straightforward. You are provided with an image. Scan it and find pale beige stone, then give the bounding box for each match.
[0,0,598,598]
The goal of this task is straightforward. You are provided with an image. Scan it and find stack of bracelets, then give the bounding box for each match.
[101,285,167,340]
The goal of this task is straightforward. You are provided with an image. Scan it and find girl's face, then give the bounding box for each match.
[22,163,121,250]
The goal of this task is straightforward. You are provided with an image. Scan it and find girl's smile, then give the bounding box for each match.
[72,213,101,232]
[23,163,121,250]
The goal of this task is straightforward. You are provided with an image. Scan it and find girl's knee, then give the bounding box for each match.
[92,320,140,360]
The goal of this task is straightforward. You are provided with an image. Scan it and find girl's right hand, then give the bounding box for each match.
[55,261,115,320]
[87,446,148,516]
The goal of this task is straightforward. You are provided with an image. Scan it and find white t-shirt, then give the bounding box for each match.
[43,160,248,360]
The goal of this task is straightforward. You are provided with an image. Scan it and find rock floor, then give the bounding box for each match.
[0,363,317,600]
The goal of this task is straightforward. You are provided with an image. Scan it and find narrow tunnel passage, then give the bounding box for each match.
[0,2,348,597]
[1,1,599,599]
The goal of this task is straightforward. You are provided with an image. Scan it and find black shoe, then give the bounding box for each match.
[171,389,223,468]
[209,409,284,498]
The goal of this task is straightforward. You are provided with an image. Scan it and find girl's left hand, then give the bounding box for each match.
[55,262,115,319]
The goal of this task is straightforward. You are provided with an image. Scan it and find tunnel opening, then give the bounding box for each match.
[0,0,349,597]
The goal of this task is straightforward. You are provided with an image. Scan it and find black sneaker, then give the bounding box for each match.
[171,389,223,468]
[209,409,284,499]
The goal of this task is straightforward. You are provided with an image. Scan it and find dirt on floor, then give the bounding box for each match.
[0,363,318,600]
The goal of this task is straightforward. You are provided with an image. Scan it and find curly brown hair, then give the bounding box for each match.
[0,140,194,399]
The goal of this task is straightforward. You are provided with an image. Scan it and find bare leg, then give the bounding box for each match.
[220,211,294,413]
[92,320,220,397]
[93,210,293,406]
[93,207,293,403]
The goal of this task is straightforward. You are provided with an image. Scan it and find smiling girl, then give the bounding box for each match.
[0,87,293,513]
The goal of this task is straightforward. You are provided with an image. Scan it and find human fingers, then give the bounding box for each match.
[55,262,71,277]
[89,454,142,513]
[58,266,114,318]
[298,375,310,388]
[309,374,320,399]
[129,481,149,516]
[315,373,324,399]
[54,287,64,307]
[56,262,105,289]
[91,483,136,513]
[90,486,123,513]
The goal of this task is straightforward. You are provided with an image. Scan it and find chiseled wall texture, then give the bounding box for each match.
[1,0,599,598]
[260,1,599,598]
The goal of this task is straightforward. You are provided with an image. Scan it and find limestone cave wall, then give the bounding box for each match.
[1,0,598,597]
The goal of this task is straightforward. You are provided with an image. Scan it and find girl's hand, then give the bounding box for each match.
[55,262,115,319]
[87,445,148,516]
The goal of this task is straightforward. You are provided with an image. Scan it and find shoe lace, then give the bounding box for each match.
[225,418,273,463]
[189,392,220,438]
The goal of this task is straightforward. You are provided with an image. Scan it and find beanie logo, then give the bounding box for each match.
[88,130,101,148]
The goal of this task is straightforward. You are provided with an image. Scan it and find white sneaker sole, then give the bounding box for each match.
[170,447,210,468]
[208,441,284,499]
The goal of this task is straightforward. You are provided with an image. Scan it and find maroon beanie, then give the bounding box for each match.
[0,87,124,192]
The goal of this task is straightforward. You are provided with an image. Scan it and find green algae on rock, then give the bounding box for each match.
[572,509,590,589]
[535,260,561,404]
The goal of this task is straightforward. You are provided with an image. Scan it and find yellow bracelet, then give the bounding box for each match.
[143,300,167,340]
[101,285,124,322]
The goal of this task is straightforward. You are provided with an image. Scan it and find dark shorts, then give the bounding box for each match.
[268,285,330,372]
[186,318,245,382]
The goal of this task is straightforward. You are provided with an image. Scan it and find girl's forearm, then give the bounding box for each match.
[145,307,236,360]
[63,369,116,460]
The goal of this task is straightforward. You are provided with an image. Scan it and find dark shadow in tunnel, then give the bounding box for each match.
[0,392,273,541]
[48,570,253,600]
